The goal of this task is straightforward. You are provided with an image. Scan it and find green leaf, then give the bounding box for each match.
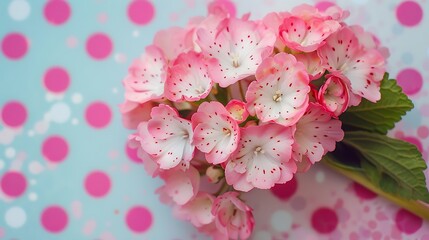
[214,85,228,105]
[343,131,429,203]
[340,74,414,134]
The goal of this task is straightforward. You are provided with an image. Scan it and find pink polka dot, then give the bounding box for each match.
[208,0,236,18]
[41,206,68,233]
[1,101,27,128]
[1,171,27,198]
[126,144,141,163]
[401,136,423,152]
[86,33,113,60]
[315,1,335,12]
[396,1,423,27]
[84,171,111,198]
[353,182,377,200]
[396,68,423,95]
[85,101,112,129]
[42,135,69,163]
[43,67,70,93]
[127,0,155,25]
[270,177,297,200]
[311,207,338,234]
[1,33,28,60]
[126,206,153,233]
[395,209,422,234]
[44,0,71,25]
[418,126,429,139]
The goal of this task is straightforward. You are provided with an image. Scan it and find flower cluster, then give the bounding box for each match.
[121,2,386,239]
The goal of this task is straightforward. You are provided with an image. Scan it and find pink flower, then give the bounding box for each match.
[174,192,215,227]
[208,0,236,18]
[153,26,194,61]
[317,74,349,117]
[165,51,213,102]
[246,53,310,127]
[292,103,344,172]
[295,51,324,80]
[139,104,195,170]
[225,100,249,123]
[192,102,240,164]
[196,18,275,87]
[279,4,341,52]
[128,127,161,177]
[123,45,167,103]
[212,192,254,239]
[318,27,386,103]
[225,123,296,191]
[120,100,154,129]
[157,165,200,205]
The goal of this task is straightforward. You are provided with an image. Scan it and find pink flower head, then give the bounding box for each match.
[140,104,195,170]
[212,192,254,240]
[318,27,386,103]
[295,51,325,80]
[192,102,240,164]
[196,18,275,87]
[349,25,390,59]
[225,100,249,123]
[120,100,154,129]
[123,45,167,103]
[292,103,344,172]
[318,74,349,117]
[153,26,194,61]
[246,53,310,126]
[225,123,296,191]
[279,4,341,52]
[174,192,215,227]
[165,51,213,102]
[157,165,200,205]
[128,129,161,177]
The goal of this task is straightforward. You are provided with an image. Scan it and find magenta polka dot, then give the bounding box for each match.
[85,101,112,129]
[41,206,68,233]
[396,68,423,95]
[395,209,422,234]
[270,177,297,200]
[353,182,377,200]
[1,101,27,128]
[127,0,155,25]
[44,0,71,25]
[84,171,111,198]
[126,144,141,164]
[85,33,113,60]
[315,1,335,12]
[401,136,423,152]
[126,206,153,233]
[1,171,27,198]
[417,126,429,139]
[311,207,338,234]
[43,67,70,93]
[1,33,28,60]
[42,135,69,163]
[396,1,423,27]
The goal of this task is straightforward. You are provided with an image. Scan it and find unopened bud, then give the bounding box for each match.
[206,166,224,184]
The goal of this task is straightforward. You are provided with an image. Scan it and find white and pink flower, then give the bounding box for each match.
[318,74,349,117]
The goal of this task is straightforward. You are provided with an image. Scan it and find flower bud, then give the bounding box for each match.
[206,166,224,184]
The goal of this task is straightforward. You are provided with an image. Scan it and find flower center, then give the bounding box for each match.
[272,90,283,102]
[254,146,264,155]
[232,55,240,68]
[182,133,189,139]
[223,127,231,136]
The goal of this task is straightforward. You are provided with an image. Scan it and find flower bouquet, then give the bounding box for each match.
[121,2,429,239]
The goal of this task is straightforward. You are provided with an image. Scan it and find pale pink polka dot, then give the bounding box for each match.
[125,144,141,163]
[311,207,338,234]
[417,126,429,139]
[1,171,27,198]
[270,177,297,200]
[126,206,153,233]
[396,68,423,95]
[315,1,335,12]
[208,0,236,18]
[395,209,422,234]
[1,33,28,60]
[420,104,429,117]
[396,1,423,27]
[86,33,113,60]
[127,0,155,25]
[42,136,69,163]
[41,206,68,233]
[84,171,111,198]
[43,67,70,93]
[1,101,27,128]
[353,182,377,200]
[85,101,112,128]
[44,0,71,25]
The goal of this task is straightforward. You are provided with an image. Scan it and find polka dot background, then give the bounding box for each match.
[0,0,428,239]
